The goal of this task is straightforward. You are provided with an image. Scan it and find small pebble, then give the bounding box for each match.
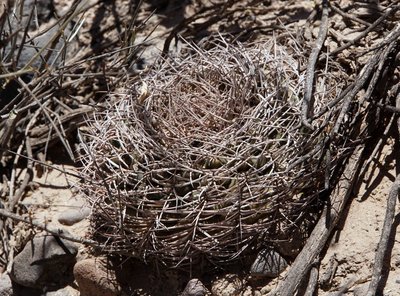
[58,206,90,226]
[181,278,209,296]
[74,258,120,296]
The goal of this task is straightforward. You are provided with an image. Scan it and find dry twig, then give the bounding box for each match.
[366,93,400,296]
[304,261,320,296]
[366,175,400,295]
[326,4,400,58]
[302,0,329,128]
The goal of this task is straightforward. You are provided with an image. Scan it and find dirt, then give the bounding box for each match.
[318,142,400,295]
[20,165,88,243]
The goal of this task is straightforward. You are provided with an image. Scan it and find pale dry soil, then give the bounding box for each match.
[318,141,400,295]
[17,164,90,263]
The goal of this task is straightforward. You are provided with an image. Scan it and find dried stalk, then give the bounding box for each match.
[366,175,400,296]
[301,0,329,128]
[326,4,400,58]
[332,24,400,135]
[366,93,400,296]
[329,4,370,27]
[304,262,319,296]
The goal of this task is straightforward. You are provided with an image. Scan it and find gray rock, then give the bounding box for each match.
[58,206,91,226]
[0,273,13,296]
[181,279,209,296]
[73,258,120,296]
[15,25,67,69]
[4,1,71,70]
[10,234,78,289]
[250,249,288,277]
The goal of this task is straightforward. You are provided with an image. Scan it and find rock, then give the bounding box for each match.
[58,206,90,226]
[18,25,68,68]
[5,0,71,70]
[181,279,209,296]
[46,285,80,296]
[211,274,244,296]
[10,234,78,289]
[250,249,288,278]
[73,258,120,296]
[0,273,13,296]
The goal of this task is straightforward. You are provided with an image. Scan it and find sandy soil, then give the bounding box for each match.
[17,164,90,262]
[318,141,400,295]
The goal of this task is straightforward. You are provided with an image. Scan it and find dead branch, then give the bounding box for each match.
[329,4,370,27]
[0,109,19,160]
[327,4,400,57]
[302,0,329,129]
[28,106,94,148]
[366,175,400,295]
[366,92,400,296]
[376,102,400,114]
[332,24,399,135]
[9,136,33,210]
[304,262,319,296]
